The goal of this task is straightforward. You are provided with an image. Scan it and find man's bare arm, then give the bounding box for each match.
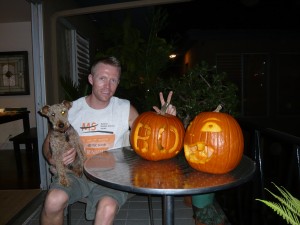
[129,104,139,129]
[43,133,55,166]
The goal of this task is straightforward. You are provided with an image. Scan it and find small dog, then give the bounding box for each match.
[40,100,86,187]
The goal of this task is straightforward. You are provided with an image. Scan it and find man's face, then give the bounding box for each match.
[88,63,120,103]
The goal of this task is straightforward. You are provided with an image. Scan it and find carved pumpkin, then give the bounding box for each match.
[130,111,185,161]
[184,105,244,174]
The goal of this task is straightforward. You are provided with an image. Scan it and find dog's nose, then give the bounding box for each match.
[58,123,65,129]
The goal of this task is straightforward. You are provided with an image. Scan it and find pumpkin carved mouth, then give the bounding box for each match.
[184,142,214,164]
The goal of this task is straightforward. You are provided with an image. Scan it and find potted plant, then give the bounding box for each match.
[148,61,239,126]
[94,8,175,113]
[256,183,300,225]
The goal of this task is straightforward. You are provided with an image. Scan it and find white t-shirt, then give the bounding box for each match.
[68,96,130,157]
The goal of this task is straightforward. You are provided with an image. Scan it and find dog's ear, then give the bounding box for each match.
[62,100,72,109]
[40,105,50,116]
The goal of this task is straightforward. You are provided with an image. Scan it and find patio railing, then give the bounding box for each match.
[218,118,300,225]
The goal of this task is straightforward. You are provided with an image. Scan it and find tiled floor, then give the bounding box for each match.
[23,194,195,225]
[2,144,296,225]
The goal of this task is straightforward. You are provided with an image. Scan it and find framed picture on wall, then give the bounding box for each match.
[0,51,29,96]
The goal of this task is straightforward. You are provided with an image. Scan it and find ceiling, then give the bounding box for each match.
[1,0,299,53]
[0,0,31,23]
[1,0,299,34]
[73,0,300,31]
[71,0,300,49]
[160,0,300,34]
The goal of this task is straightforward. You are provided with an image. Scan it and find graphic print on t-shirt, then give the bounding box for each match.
[79,122,115,158]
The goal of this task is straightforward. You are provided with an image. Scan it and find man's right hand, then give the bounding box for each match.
[62,148,76,166]
[43,133,76,166]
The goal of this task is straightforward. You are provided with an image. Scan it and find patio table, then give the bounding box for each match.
[84,147,256,225]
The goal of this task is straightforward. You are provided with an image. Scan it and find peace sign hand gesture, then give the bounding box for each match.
[153,91,176,116]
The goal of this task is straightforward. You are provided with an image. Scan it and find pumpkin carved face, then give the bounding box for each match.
[130,111,185,161]
[184,109,244,174]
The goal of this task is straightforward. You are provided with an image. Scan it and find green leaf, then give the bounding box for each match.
[256,183,300,225]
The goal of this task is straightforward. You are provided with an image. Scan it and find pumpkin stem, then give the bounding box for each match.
[213,104,223,112]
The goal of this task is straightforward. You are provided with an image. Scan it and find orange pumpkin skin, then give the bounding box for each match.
[184,111,244,174]
[130,111,185,161]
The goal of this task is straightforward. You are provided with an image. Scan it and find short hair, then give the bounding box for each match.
[90,56,121,75]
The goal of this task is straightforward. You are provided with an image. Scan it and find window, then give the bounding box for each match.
[276,53,300,115]
[70,31,90,85]
[216,53,269,117]
[57,19,90,90]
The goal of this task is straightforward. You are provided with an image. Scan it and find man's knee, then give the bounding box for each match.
[98,196,119,215]
[44,189,69,213]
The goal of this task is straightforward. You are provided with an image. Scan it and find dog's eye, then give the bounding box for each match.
[61,110,65,115]
[51,113,55,117]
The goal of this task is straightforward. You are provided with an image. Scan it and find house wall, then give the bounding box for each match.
[0,0,102,148]
[0,22,35,149]
[184,31,300,68]
[183,31,300,117]
[0,0,100,149]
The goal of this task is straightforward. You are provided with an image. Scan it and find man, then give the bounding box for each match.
[41,56,176,225]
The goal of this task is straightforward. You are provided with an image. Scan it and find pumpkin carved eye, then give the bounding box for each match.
[201,122,222,132]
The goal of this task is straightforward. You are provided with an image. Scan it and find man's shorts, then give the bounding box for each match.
[50,173,128,220]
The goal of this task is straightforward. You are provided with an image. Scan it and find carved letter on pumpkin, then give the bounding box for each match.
[130,111,185,161]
